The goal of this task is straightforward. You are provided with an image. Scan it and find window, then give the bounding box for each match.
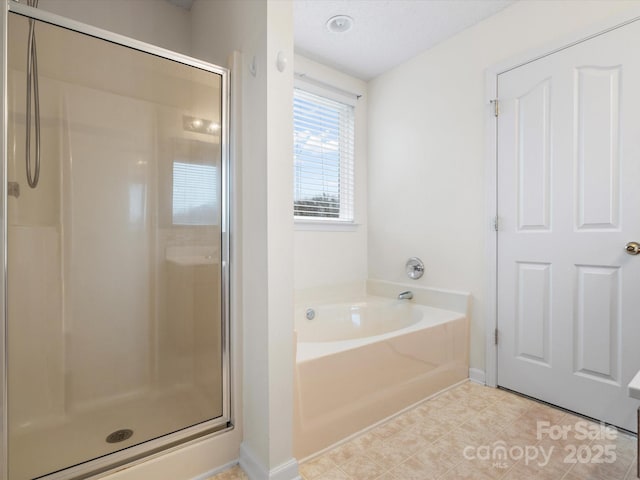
[172,161,217,225]
[293,88,355,221]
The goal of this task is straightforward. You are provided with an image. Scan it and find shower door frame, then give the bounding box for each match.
[0,1,232,479]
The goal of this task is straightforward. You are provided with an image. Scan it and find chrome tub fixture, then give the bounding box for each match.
[405,257,424,279]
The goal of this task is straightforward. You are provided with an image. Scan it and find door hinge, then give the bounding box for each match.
[490,99,499,117]
[493,216,501,232]
[494,328,499,345]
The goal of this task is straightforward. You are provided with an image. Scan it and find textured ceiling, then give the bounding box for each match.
[294,0,515,80]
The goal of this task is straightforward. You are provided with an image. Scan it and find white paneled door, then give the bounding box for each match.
[497,19,640,432]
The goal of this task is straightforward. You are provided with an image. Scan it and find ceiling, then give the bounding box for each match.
[165,0,514,80]
[294,0,515,80]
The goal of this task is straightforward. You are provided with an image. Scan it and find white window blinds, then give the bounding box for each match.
[293,88,355,221]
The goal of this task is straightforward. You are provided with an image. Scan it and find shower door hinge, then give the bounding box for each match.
[490,99,499,117]
[494,327,499,345]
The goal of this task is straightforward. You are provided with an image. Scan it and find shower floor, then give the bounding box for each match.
[10,383,223,480]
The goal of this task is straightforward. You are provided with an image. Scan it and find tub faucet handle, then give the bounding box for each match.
[405,257,425,279]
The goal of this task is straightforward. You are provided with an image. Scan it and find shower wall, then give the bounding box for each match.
[7,13,224,479]
[7,57,64,429]
[8,18,221,421]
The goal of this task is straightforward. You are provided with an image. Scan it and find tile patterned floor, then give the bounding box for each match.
[208,381,638,480]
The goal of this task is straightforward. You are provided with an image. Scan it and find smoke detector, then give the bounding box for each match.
[326,15,354,34]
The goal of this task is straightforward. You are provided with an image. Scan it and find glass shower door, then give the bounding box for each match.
[6,11,228,480]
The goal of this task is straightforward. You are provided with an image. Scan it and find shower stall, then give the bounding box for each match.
[1,2,231,479]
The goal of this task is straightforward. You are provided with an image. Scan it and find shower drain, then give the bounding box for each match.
[106,429,134,443]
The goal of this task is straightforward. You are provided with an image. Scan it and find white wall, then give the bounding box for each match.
[367,0,640,374]
[192,0,263,66]
[39,0,192,55]
[193,0,271,469]
[293,55,368,292]
[265,3,295,471]
[193,0,298,477]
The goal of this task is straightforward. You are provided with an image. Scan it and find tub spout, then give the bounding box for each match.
[398,291,413,300]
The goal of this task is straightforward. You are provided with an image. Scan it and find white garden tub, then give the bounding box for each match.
[293,284,470,459]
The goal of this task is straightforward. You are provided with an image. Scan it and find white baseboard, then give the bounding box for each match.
[269,459,301,480]
[469,368,486,385]
[239,443,301,480]
[239,443,267,479]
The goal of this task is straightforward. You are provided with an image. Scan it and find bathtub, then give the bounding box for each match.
[293,287,469,459]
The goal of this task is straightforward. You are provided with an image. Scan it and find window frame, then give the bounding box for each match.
[293,78,357,227]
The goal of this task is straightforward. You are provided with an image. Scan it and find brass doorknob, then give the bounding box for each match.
[626,242,640,255]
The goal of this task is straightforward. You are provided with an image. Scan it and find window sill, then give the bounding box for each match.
[294,219,360,232]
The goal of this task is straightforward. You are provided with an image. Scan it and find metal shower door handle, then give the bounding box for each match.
[625,242,640,255]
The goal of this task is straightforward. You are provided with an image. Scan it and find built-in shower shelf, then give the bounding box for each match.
[165,246,218,266]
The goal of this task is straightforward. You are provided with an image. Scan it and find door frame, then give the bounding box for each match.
[484,6,640,388]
